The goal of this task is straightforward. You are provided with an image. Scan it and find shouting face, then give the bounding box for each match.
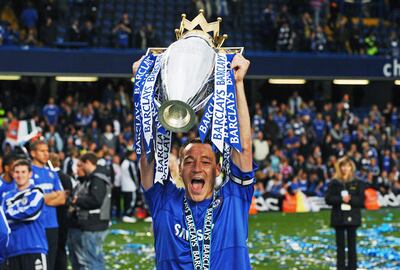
[179,143,221,202]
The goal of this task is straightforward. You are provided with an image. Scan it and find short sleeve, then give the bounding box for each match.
[53,173,63,191]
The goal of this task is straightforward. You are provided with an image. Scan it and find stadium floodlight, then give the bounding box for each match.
[55,76,98,82]
[0,75,21,80]
[395,80,400,86]
[333,79,369,85]
[268,79,306,85]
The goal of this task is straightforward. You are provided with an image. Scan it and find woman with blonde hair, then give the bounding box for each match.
[325,156,365,270]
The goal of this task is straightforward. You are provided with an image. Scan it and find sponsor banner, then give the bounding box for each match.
[254,191,400,212]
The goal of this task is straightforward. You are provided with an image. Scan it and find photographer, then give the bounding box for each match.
[70,152,111,270]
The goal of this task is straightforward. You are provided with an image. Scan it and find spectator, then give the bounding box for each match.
[68,19,80,42]
[261,4,276,50]
[311,25,327,52]
[20,1,38,31]
[252,107,265,133]
[276,21,294,51]
[39,17,57,46]
[215,0,229,17]
[289,91,303,115]
[296,12,313,51]
[43,97,62,126]
[80,19,96,46]
[112,12,132,48]
[100,124,118,151]
[253,131,269,168]
[44,125,64,153]
[139,23,160,48]
[22,28,39,46]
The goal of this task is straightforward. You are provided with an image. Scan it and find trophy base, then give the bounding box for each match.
[158,100,196,133]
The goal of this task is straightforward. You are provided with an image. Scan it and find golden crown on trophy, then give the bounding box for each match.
[147,10,243,55]
[175,9,228,48]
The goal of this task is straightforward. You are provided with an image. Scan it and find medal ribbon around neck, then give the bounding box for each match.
[183,193,217,270]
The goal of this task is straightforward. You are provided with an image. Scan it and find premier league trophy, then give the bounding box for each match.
[133,10,243,184]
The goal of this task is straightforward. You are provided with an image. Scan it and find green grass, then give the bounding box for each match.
[104,208,400,270]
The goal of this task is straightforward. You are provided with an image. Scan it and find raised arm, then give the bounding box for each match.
[132,57,155,191]
[231,54,253,172]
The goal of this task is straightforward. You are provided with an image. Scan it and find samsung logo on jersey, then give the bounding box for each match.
[175,224,203,242]
[175,223,216,242]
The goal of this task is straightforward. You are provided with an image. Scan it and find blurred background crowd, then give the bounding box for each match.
[0,0,400,56]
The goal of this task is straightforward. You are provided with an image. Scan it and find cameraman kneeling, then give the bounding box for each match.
[70,152,111,270]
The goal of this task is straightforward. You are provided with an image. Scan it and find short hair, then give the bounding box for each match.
[2,154,19,171]
[80,152,98,165]
[30,140,48,151]
[13,159,32,172]
[49,153,60,168]
[179,138,221,165]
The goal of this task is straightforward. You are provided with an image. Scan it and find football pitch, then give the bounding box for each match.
[104,208,400,270]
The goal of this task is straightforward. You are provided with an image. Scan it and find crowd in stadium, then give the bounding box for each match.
[1,1,400,56]
[251,92,400,199]
[1,85,399,206]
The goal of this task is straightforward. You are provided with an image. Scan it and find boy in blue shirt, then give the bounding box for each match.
[136,54,255,269]
[30,141,66,270]
[2,159,47,269]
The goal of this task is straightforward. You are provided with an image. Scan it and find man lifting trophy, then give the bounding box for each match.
[133,10,255,270]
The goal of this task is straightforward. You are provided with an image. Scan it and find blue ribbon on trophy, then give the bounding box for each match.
[133,54,156,159]
[140,56,162,160]
[225,54,242,152]
[133,10,243,187]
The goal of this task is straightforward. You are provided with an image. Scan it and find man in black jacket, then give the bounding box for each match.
[71,152,111,270]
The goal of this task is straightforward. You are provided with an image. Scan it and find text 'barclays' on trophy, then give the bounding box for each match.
[133,10,244,184]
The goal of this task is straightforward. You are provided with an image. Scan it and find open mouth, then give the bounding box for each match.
[190,178,205,193]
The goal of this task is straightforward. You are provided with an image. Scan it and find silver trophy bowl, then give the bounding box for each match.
[156,36,216,133]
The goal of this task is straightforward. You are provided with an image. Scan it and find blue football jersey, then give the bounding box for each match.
[0,206,10,263]
[2,185,47,258]
[32,165,63,228]
[0,177,15,205]
[144,160,255,270]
